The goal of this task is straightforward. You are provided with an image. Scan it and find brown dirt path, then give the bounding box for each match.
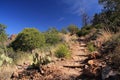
[40,37,88,79]
[12,36,89,80]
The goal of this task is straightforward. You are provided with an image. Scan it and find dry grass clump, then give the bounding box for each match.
[96,28,113,45]
[90,28,114,49]
[13,51,33,65]
[0,64,17,80]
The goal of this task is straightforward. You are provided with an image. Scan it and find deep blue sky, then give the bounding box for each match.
[0,0,102,35]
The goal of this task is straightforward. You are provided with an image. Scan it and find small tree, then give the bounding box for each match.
[11,28,45,52]
[0,24,7,54]
[61,28,67,34]
[0,24,7,44]
[67,24,79,35]
[47,27,59,33]
[44,27,61,45]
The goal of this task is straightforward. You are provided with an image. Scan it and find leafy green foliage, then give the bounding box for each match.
[92,0,120,33]
[12,51,33,65]
[67,24,79,35]
[87,42,96,52]
[99,0,120,12]
[55,44,70,58]
[102,33,120,53]
[47,27,59,33]
[0,53,13,66]
[0,24,7,42]
[44,27,61,45]
[77,25,93,37]
[11,28,45,51]
[101,34,120,71]
[0,47,4,54]
[110,47,120,67]
[33,53,51,66]
[0,24,8,55]
[61,28,67,34]
[77,29,90,37]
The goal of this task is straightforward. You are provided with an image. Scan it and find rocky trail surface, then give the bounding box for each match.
[12,38,89,80]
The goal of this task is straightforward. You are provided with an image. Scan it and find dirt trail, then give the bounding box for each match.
[12,37,89,80]
[40,38,88,79]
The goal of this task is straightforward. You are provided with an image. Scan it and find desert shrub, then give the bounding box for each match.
[33,52,51,66]
[55,44,70,58]
[101,33,120,71]
[44,28,61,45]
[0,24,8,55]
[11,28,45,52]
[67,24,79,35]
[97,29,113,43]
[47,27,59,33]
[111,54,120,67]
[0,64,16,80]
[77,25,93,37]
[0,47,13,66]
[87,42,97,52]
[6,47,15,58]
[31,48,52,67]
[77,29,90,37]
[44,33,61,45]
[108,46,120,69]
[12,51,33,65]
[0,47,4,55]
[0,53,13,66]
[0,24,7,43]
[94,23,104,29]
[61,28,67,34]
[102,33,120,53]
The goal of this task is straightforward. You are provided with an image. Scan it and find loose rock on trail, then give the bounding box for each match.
[12,36,89,80]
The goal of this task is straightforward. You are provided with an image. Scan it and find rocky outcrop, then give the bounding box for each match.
[9,34,17,41]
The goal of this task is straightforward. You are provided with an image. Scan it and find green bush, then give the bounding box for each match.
[87,42,96,52]
[102,33,120,53]
[13,51,33,65]
[77,25,94,37]
[11,28,45,52]
[61,28,67,34]
[108,46,120,69]
[67,24,79,35]
[0,24,7,43]
[55,44,70,58]
[44,28,61,45]
[0,54,13,66]
[77,29,90,37]
[47,27,59,33]
[33,53,51,66]
[0,47,13,66]
[103,33,120,67]
[0,48,4,55]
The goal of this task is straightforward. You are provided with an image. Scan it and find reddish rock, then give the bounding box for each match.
[9,34,17,40]
[88,51,101,59]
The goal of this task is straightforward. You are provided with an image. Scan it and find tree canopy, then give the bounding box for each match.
[0,24,7,43]
[11,28,45,52]
[92,0,120,32]
[44,27,61,45]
